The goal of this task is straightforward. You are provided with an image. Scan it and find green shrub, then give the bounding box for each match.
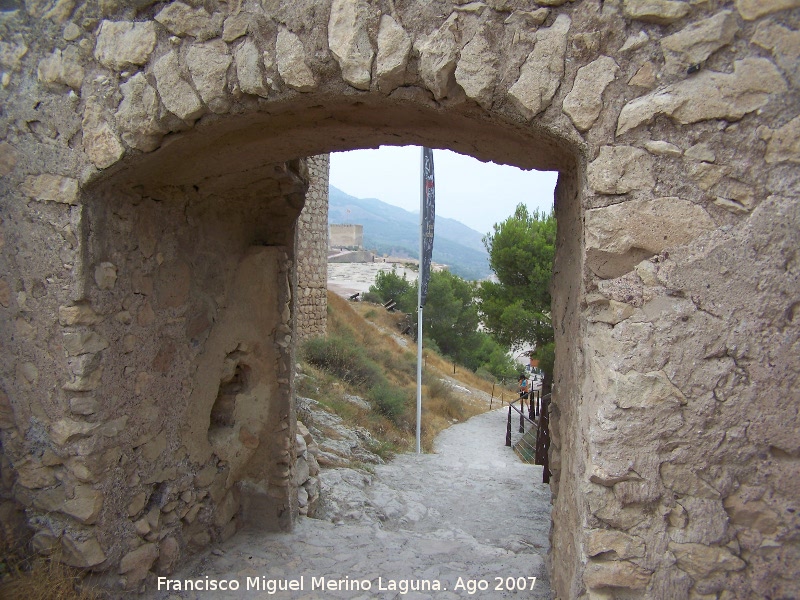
[364,309,377,319]
[361,291,382,304]
[302,335,385,389]
[426,377,451,400]
[369,383,410,423]
[368,267,412,304]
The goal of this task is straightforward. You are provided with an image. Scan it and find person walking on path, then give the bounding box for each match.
[518,373,529,412]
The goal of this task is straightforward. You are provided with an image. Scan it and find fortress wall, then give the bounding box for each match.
[0,0,796,596]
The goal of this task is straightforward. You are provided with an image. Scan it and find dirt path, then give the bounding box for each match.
[154,409,552,599]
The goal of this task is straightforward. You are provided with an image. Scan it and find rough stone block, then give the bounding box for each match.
[94,21,157,71]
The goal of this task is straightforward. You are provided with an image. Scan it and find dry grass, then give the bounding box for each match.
[0,555,103,600]
[303,293,495,452]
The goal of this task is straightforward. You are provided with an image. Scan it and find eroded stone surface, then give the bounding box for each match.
[375,15,411,93]
[585,196,715,277]
[153,51,204,121]
[587,145,655,195]
[508,14,571,119]
[617,58,787,135]
[623,0,690,24]
[455,30,497,110]
[276,28,315,92]
[328,0,374,91]
[661,11,739,74]
[563,56,619,131]
[186,40,232,114]
[94,20,156,71]
[418,15,459,101]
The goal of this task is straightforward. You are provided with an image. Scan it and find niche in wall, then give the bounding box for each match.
[208,353,251,443]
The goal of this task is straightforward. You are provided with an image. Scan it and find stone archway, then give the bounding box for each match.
[0,1,797,597]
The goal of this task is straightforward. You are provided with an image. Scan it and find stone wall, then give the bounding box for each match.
[0,0,797,597]
[296,154,329,342]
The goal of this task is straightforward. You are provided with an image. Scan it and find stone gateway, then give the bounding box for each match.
[0,0,797,597]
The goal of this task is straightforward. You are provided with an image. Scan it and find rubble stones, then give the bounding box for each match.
[643,140,682,157]
[508,14,571,119]
[455,31,497,110]
[586,529,646,559]
[670,542,746,579]
[38,47,84,90]
[186,40,232,114]
[328,0,374,91]
[628,61,656,89]
[116,73,165,152]
[61,534,106,567]
[94,262,117,290]
[563,56,619,131]
[276,28,315,92]
[94,21,156,71]
[585,196,715,277]
[661,11,739,75]
[153,51,205,122]
[584,560,652,590]
[234,38,268,97]
[587,145,654,195]
[617,58,787,136]
[20,174,79,205]
[735,0,800,20]
[760,116,800,164]
[155,2,217,39]
[376,15,411,93]
[82,100,125,169]
[752,20,800,88]
[623,0,690,24]
[417,15,459,101]
[119,542,159,585]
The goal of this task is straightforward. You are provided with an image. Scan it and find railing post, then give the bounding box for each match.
[519,405,525,433]
[506,405,512,447]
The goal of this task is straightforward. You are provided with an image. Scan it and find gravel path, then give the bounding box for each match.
[155,409,552,599]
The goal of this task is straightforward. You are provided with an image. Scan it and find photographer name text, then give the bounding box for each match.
[157,575,537,595]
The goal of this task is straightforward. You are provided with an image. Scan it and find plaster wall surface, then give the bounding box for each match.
[0,0,797,597]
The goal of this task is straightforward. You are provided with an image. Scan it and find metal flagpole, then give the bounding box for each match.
[416,147,435,455]
[416,148,424,455]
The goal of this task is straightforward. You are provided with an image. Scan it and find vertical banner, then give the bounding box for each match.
[416,147,435,454]
[420,147,435,307]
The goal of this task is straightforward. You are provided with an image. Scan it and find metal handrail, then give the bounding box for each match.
[504,390,552,483]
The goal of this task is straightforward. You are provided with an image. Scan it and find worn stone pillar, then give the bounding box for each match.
[296,154,330,343]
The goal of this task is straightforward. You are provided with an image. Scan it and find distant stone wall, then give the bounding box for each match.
[329,224,363,249]
[296,155,329,342]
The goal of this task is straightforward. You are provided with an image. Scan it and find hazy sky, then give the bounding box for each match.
[329,146,558,236]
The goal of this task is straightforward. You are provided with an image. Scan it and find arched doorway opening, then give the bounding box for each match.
[77,95,584,592]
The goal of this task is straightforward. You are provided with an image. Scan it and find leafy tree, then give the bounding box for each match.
[365,267,413,305]
[478,204,556,378]
[367,266,522,380]
[422,270,480,360]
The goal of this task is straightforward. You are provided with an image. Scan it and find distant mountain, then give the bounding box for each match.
[328,186,492,280]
